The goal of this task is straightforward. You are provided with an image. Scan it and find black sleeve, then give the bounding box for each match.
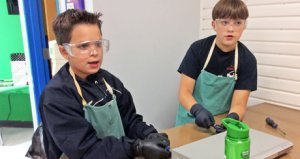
[178,42,203,80]
[41,85,134,159]
[178,36,216,80]
[235,46,257,91]
[109,75,158,139]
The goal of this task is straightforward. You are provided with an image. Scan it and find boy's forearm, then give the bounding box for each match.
[229,90,250,120]
[179,91,197,111]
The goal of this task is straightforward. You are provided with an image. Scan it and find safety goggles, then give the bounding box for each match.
[215,19,246,29]
[63,39,109,57]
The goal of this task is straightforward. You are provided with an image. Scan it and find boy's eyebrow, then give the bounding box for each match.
[77,40,93,44]
[68,39,103,45]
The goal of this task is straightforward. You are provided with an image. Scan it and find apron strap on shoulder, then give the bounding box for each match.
[69,67,87,106]
[102,78,114,95]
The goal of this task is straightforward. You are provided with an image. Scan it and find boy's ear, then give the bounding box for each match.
[58,45,69,60]
[211,20,216,31]
[243,23,247,30]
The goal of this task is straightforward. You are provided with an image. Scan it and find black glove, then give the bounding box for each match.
[146,133,169,141]
[226,112,240,121]
[214,112,240,134]
[190,104,215,129]
[133,133,171,159]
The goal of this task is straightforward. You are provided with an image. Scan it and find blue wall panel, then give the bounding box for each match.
[22,0,50,123]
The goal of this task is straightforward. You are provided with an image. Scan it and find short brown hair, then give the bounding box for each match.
[52,9,102,45]
[212,0,249,20]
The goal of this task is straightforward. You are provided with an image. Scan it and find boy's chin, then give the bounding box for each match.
[223,40,237,46]
[89,69,100,74]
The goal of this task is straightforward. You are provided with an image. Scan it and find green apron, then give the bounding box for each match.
[69,67,125,138]
[175,38,238,126]
[62,69,125,159]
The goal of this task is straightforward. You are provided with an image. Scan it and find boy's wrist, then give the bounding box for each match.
[226,112,239,120]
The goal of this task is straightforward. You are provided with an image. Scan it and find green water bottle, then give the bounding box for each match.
[222,118,250,159]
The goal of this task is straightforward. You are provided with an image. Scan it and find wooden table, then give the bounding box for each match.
[163,103,300,159]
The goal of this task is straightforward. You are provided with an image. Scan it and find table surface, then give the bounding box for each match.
[163,103,300,159]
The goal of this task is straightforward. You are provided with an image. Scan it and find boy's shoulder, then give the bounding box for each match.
[45,64,73,90]
[237,41,257,66]
[186,35,216,57]
[192,35,215,47]
[98,68,124,87]
[238,41,256,58]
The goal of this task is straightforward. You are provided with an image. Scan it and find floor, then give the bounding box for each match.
[0,127,33,159]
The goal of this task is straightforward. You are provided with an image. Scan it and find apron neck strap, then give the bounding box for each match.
[102,78,113,95]
[203,38,216,70]
[69,67,115,106]
[234,44,238,80]
[69,67,87,106]
[203,38,238,80]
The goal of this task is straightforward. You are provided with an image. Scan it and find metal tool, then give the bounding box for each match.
[213,124,226,134]
[165,146,170,152]
[0,128,3,146]
[265,117,286,135]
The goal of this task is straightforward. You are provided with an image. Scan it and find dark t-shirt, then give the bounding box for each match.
[178,35,257,91]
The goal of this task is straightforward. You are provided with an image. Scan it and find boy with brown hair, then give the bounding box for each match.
[176,0,257,129]
[40,9,171,159]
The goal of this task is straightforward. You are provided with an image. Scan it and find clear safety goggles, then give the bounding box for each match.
[215,19,246,29]
[63,39,109,57]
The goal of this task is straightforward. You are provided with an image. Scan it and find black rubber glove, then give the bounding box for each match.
[214,112,240,134]
[133,133,171,159]
[226,112,240,120]
[146,133,169,141]
[190,104,215,129]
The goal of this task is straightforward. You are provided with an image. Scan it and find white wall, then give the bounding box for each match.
[93,0,200,130]
[200,0,300,109]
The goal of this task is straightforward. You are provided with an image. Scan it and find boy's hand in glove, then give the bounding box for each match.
[226,112,239,121]
[133,133,171,159]
[190,104,215,129]
[214,112,240,134]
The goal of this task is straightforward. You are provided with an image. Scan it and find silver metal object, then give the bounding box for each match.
[0,128,3,146]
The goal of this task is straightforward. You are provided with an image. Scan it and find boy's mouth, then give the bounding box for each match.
[88,61,100,68]
[224,35,234,40]
[88,60,99,64]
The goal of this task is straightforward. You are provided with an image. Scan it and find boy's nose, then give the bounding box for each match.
[227,25,234,32]
[90,49,98,55]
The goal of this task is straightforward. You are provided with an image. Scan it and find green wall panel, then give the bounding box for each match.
[0,0,24,80]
